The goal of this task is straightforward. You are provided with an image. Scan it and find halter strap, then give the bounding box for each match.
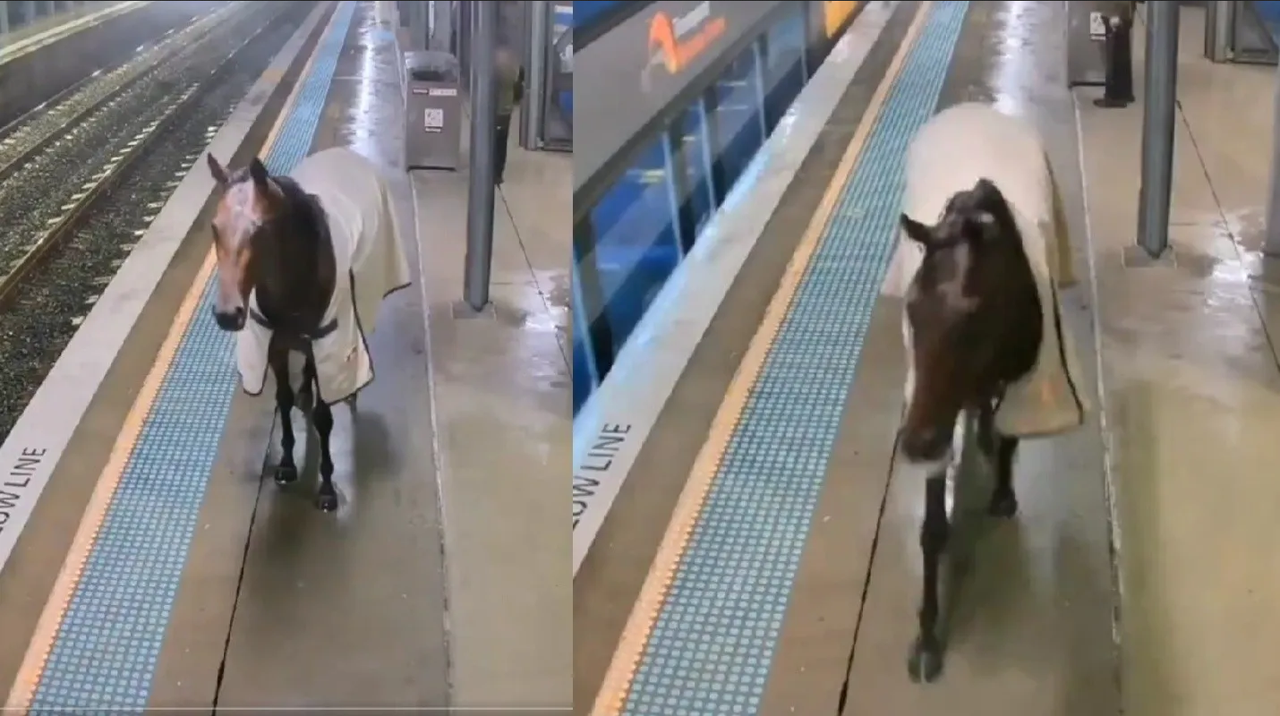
[249,307,338,341]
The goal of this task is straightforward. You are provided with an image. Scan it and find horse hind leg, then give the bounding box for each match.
[296,354,316,412]
[311,397,339,512]
[270,349,299,486]
[975,401,1018,517]
[975,402,997,455]
[908,472,949,683]
[988,436,1019,518]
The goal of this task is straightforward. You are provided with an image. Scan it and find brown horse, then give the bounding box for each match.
[896,178,1042,682]
[891,102,1087,684]
[206,153,341,512]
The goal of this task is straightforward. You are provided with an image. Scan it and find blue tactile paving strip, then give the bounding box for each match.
[621,3,970,714]
[28,2,356,711]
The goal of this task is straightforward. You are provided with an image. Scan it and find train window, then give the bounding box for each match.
[587,137,682,362]
[545,5,573,144]
[760,6,808,134]
[707,41,766,203]
[572,338,595,414]
[572,10,830,405]
[572,216,611,413]
[667,103,716,254]
[571,255,600,414]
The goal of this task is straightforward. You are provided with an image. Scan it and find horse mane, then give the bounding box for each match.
[247,172,336,335]
[912,178,1042,395]
[974,181,1039,301]
[268,175,330,245]
[966,181,1041,388]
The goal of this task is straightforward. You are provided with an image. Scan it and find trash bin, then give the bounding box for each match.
[404,50,462,170]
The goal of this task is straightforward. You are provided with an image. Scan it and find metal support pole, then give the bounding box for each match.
[1204,1,1233,62]
[406,0,428,51]
[463,0,496,310]
[1137,2,1179,258]
[1262,61,1280,255]
[429,0,451,51]
[520,1,547,150]
[0,2,9,36]
[466,3,476,91]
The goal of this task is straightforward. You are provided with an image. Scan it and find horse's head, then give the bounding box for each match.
[206,153,279,332]
[897,178,1040,466]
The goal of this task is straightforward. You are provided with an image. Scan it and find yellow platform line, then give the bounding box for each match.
[588,5,936,714]
[2,3,338,710]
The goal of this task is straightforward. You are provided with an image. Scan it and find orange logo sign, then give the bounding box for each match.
[642,2,727,90]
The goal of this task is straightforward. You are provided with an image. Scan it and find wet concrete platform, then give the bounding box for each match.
[149,2,450,708]
[0,2,329,707]
[410,102,573,708]
[0,0,569,707]
[1080,5,1280,715]
[834,3,1117,713]
[575,2,1119,714]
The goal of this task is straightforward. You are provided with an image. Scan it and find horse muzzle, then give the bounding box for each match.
[212,305,246,332]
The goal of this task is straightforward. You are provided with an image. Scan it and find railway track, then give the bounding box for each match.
[0,1,299,311]
[0,2,240,175]
[0,0,320,439]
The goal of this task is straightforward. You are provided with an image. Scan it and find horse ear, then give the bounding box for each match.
[899,213,933,246]
[206,154,228,188]
[248,158,270,192]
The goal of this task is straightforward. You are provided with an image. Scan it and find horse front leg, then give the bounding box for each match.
[269,347,298,485]
[310,368,338,512]
[908,471,949,683]
[988,436,1019,518]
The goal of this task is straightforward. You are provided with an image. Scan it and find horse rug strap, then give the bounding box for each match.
[237,147,413,404]
[884,102,1090,439]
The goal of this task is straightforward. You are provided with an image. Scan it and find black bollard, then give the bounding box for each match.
[1094,11,1136,108]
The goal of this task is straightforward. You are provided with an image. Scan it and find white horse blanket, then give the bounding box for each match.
[883,102,1089,438]
[237,147,412,404]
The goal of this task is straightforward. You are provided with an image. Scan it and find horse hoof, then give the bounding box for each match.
[907,639,944,683]
[315,492,339,512]
[274,464,298,485]
[988,492,1018,518]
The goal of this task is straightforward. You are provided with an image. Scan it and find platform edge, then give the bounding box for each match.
[0,0,335,596]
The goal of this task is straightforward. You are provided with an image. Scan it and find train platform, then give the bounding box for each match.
[0,0,568,710]
[574,1,1280,714]
[410,118,573,705]
[0,1,143,63]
